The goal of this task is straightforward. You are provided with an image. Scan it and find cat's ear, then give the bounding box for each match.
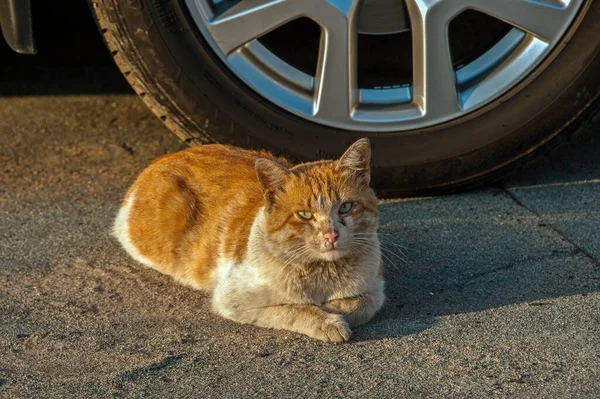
[338,138,371,183]
[255,158,291,203]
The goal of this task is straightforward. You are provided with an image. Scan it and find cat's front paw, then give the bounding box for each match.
[323,298,353,314]
[311,313,351,343]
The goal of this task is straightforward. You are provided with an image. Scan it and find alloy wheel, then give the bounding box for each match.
[184,0,585,131]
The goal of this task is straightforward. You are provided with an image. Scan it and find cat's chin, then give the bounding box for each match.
[318,249,346,262]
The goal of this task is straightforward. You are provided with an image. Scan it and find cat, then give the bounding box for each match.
[114,138,384,342]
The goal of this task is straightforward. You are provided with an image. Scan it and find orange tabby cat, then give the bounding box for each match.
[114,138,384,342]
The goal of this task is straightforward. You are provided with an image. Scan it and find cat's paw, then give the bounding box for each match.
[323,297,360,315]
[311,313,351,343]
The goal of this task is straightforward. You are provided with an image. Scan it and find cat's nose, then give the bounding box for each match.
[323,231,339,245]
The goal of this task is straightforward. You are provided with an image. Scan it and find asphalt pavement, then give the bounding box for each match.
[1,25,600,398]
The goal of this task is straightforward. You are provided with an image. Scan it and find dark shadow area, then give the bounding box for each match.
[502,122,600,188]
[354,128,600,341]
[354,205,600,341]
[0,0,131,96]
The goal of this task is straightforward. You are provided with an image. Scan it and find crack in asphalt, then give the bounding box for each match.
[499,184,600,267]
[465,250,580,282]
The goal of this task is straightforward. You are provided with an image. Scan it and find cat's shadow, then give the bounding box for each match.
[352,137,600,342]
[352,223,600,342]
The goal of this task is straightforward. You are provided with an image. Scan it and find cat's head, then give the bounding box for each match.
[255,138,378,263]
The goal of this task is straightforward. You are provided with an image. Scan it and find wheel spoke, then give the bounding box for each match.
[471,0,574,43]
[206,0,304,55]
[313,0,360,121]
[406,0,460,119]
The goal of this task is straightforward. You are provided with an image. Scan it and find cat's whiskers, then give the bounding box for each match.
[356,243,396,268]
[350,237,387,260]
[360,247,400,272]
[352,232,413,260]
[379,239,410,260]
[352,241,399,271]
[352,237,410,270]
[275,246,312,280]
[353,232,410,249]
[279,246,309,268]
[375,243,411,267]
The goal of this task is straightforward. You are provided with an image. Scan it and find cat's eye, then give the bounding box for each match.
[339,202,353,214]
[297,210,313,220]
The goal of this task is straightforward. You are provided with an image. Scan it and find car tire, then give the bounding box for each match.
[89,0,600,197]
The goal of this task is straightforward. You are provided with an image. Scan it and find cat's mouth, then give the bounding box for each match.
[319,248,345,261]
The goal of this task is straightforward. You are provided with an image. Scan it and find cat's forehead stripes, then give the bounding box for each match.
[305,185,339,211]
[292,165,347,209]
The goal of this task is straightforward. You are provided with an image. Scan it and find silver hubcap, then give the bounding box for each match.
[185,0,585,132]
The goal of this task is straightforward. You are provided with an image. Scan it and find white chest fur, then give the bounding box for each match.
[211,208,382,319]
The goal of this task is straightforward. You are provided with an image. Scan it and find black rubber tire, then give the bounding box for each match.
[89,0,600,197]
